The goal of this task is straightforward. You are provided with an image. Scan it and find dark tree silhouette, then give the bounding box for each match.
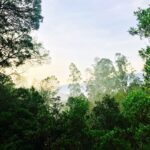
[0,0,43,67]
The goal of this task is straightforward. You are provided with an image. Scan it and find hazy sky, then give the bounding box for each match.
[27,0,149,85]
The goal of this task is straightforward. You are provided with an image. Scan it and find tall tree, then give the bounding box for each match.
[115,53,128,92]
[87,55,139,102]
[115,53,138,92]
[129,6,150,87]
[40,76,59,96]
[40,75,59,106]
[0,0,43,67]
[68,63,82,97]
[86,58,117,101]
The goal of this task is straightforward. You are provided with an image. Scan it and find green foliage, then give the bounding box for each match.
[0,0,43,67]
[51,96,89,149]
[129,6,150,87]
[0,76,51,149]
[139,46,150,87]
[123,89,150,126]
[88,128,132,150]
[92,95,124,130]
[0,72,14,88]
[0,2,150,150]
[122,89,150,149]
[129,7,150,38]
[0,74,150,149]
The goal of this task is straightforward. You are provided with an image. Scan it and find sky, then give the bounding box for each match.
[25,0,149,86]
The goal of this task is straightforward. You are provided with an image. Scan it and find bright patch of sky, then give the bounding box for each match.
[27,0,149,85]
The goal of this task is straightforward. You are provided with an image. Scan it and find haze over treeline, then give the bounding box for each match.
[0,0,150,150]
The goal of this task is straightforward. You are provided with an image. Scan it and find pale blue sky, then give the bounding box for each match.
[28,0,149,85]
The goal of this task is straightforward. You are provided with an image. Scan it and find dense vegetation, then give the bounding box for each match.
[0,1,150,150]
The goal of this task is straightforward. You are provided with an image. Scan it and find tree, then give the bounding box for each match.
[51,95,89,150]
[87,95,131,150]
[139,47,150,87]
[115,53,129,92]
[0,0,43,67]
[68,63,82,97]
[123,89,150,126]
[86,58,117,101]
[92,95,123,130]
[40,76,59,96]
[39,76,63,122]
[86,55,139,102]
[122,88,150,149]
[0,72,14,88]
[0,82,51,149]
[129,6,150,87]
[115,53,139,92]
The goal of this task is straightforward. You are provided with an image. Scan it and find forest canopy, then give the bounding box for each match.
[0,0,43,67]
[0,1,150,150]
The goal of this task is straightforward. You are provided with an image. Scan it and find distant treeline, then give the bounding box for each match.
[0,0,150,150]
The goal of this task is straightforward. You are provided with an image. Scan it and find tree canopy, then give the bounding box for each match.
[0,1,149,150]
[129,6,150,87]
[68,63,82,97]
[0,0,43,67]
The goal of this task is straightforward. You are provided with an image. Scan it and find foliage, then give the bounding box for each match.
[122,89,150,149]
[86,54,138,102]
[129,7,150,38]
[139,46,150,87]
[0,72,149,149]
[129,6,150,87]
[0,78,51,149]
[0,1,150,150]
[86,58,117,101]
[68,63,82,97]
[123,89,150,126]
[40,75,59,106]
[92,95,124,130]
[0,0,44,67]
